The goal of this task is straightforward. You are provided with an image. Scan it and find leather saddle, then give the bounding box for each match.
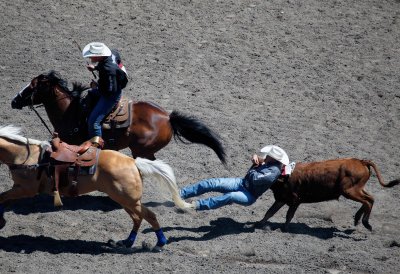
[48,133,100,206]
[102,97,132,130]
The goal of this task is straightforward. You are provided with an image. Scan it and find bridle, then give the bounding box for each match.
[22,77,72,136]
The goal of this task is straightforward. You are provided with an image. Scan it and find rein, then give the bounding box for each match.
[28,83,73,137]
[30,105,53,136]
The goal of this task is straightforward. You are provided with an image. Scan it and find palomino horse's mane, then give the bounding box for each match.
[0,125,47,146]
[45,70,89,98]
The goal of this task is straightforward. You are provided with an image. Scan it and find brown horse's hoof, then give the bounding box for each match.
[0,218,6,230]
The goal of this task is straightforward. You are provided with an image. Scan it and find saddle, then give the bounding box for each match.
[102,97,132,130]
[49,133,100,206]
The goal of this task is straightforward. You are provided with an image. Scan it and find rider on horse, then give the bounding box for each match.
[82,42,128,148]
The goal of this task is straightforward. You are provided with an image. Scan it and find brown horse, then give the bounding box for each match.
[0,125,191,250]
[11,71,226,162]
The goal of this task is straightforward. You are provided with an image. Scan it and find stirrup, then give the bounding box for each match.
[90,136,104,149]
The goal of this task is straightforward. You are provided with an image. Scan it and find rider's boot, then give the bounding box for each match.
[90,136,105,149]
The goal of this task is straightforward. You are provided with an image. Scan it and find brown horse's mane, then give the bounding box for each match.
[45,70,89,98]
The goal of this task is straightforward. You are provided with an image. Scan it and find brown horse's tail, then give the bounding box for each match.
[169,111,226,164]
[362,160,400,188]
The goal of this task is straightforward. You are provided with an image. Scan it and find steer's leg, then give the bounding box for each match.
[354,205,365,226]
[343,187,373,231]
[360,189,374,230]
[254,201,285,229]
[283,203,300,232]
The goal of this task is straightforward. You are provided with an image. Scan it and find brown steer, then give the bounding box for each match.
[254,158,399,231]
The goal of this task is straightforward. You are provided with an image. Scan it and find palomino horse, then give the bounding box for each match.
[11,71,226,162]
[0,125,191,249]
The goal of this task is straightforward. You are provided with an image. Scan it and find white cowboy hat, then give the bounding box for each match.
[260,145,289,166]
[82,42,112,58]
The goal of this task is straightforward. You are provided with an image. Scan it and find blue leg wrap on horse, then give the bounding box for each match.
[0,204,4,217]
[121,230,137,248]
[155,228,167,247]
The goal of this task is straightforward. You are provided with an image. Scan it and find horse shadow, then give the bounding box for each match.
[143,217,361,242]
[8,195,174,215]
[0,235,155,255]
[8,195,121,215]
[143,217,254,243]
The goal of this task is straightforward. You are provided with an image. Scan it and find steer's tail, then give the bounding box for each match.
[362,160,400,188]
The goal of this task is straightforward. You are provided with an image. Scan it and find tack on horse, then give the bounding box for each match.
[253,158,399,231]
[0,125,191,249]
[11,71,226,162]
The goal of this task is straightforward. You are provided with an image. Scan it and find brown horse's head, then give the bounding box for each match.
[11,71,90,144]
[11,71,86,110]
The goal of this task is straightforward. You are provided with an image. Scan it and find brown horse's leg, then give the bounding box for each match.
[130,148,156,161]
[254,201,286,229]
[343,187,373,230]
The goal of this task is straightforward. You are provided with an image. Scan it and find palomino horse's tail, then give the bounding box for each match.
[361,160,400,188]
[169,111,226,164]
[135,157,192,209]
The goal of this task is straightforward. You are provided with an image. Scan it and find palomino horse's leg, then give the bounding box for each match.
[131,202,168,248]
[115,201,167,249]
[140,205,167,247]
[116,206,143,248]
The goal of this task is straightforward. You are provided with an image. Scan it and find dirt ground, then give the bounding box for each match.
[0,0,399,273]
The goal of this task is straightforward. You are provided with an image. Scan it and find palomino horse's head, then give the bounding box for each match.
[11,71,86,110]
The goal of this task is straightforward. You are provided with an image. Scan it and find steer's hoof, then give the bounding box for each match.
[363,221,372,231]
[0,218,6,230]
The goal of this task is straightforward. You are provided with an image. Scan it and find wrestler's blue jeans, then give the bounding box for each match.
[180,177,256,210]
